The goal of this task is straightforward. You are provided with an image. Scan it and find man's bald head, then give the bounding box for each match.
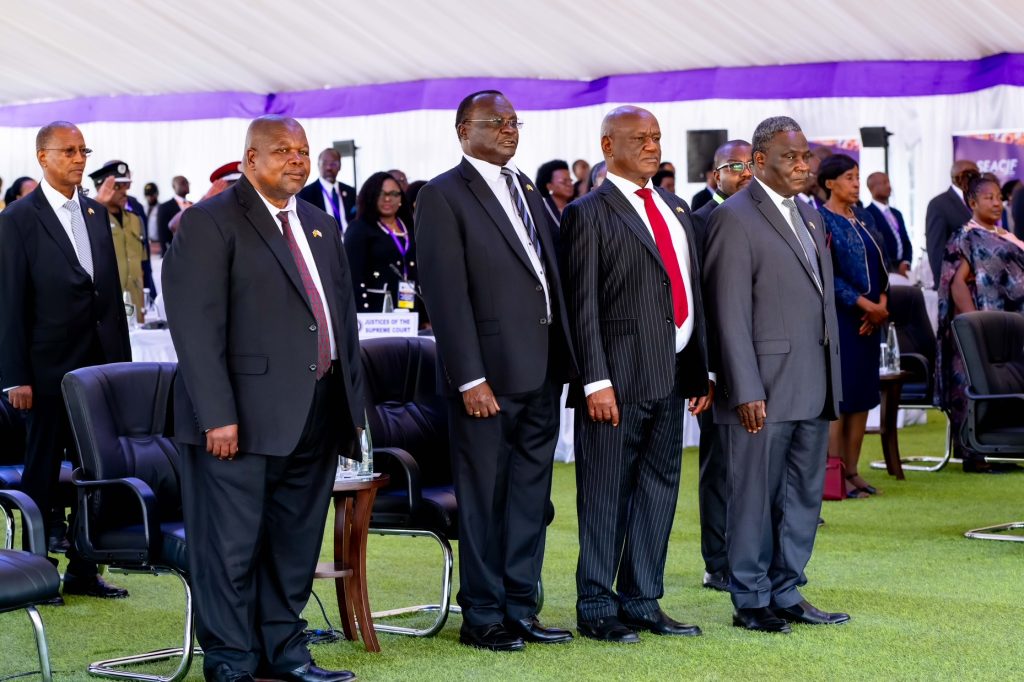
[35,120,80,151]
[951,159,979,179]
[243,115,310,207]
[600,106,654,139]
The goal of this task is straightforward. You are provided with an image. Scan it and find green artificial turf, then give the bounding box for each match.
[2,418,1022,681]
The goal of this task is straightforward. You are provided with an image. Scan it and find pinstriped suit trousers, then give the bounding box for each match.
[574,380,685,622]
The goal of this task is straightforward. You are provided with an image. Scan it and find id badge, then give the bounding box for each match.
[397,280,416,309]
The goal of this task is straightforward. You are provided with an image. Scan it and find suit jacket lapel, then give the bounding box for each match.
[599,181,664,270]
[30,187,90,280]
[750,181,821,295]
[459,159,536,275]
[657,187,701,272]
[236,178,313,316]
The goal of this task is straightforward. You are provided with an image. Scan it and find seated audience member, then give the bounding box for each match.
[818,155,889,498]
[926,160,979,289]
[936,175,1024,473]
[536,159,574,222]
[3,176,38,206]
[652,169,675,195]
[865,172,913,275]
[345,171,423,320]
[588,160,607,191]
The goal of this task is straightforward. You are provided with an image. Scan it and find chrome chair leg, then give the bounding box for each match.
[965,522,1024,542]
[871,408,960,473]
[370,528,454,637]
[26,606,52,682]
[88,568,200,682]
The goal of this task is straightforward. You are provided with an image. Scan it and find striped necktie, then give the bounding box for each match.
[500,167,542,260]
[64,199,94,279]
[781,198,822,291]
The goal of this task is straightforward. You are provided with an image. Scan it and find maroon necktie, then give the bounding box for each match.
[635,188,688,326]
[278,211,331,378]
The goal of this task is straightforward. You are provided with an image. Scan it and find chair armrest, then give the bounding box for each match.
[0,489,46,556]
[373,446,423,512]
[71,469,160,563]
[964,389,1024,402]
[899,352,931,379]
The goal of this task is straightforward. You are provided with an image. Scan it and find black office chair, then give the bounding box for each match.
[0,489,61,682]
[870,285,957,473]
[361,337,551,637]
[952,311,1024,541]
[62,362,196,681]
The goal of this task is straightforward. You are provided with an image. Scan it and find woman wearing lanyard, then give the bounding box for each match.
[345,171,424,322]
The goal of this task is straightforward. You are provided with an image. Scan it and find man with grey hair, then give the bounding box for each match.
[704,116,847,633]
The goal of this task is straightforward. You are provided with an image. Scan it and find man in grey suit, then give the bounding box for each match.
[704,116,848,634]
[561,106,711,643]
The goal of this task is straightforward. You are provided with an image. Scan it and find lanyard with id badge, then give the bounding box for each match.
[380,219,416,310]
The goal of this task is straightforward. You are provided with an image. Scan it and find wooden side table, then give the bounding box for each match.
[878,371,911,480]
[314,473,389,652]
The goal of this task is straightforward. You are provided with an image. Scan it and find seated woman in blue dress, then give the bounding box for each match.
[818,154,890,498]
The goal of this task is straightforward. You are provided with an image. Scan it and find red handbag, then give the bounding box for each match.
[823,456,845,501]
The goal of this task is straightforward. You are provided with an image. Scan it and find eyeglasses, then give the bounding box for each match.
[41,146,93,158]
[379,191,402,199]
[716,161,754,173]
[462,118,525,130]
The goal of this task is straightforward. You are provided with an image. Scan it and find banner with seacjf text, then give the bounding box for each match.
[953,130,1024,184]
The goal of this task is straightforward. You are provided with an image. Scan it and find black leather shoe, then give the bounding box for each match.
[772,600,850,625]
[702,571,730,591]
[577,616,640,643]
[271,661,355,682]
[62,573,129,599]
[620,608,702,636]
[205,663,256,682]
[459,623,525,651]
[47,533,70,554]
[39,595,65,607]
[732,607,791,633]
[504,616,573,644]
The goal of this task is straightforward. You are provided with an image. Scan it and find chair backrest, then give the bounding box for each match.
[360,337,451,487]
[888,285,936,386]
[952,311,1024,430]
[61,362,181,530]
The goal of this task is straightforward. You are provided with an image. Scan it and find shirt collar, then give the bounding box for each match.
[254,189,298,226]
[713,190,728,205]
[40,177,79,212]
[604,170,652,197]
[319,177,336,191]
[463,154,518,182]
[755,177,792,208]
[872,199,890,211]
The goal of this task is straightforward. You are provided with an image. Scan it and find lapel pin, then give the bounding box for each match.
[312,229,322,238]
[808,221,815,230]
[87,207,95,216]
[525,184,534,192]
[675,207,684,214]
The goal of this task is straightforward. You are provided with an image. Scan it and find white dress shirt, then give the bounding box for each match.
[872,199,904,261]
[40,178,92,268]
[254,191,337,360]
[457,154,552,393]
[756,178,820,253]
[318,177,349,233]
[584,171,697,397]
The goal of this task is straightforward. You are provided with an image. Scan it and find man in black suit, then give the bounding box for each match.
[561,106,711,643]
[925,160,978,287]
[416,90,576,652]
[155,174,190,254]
[690,167,716,211]
[0,120,131,600]
[704,116,847,634]
[297,148,356,235]
[688,139,752,593]
[865,172,913,276]
[163,116,361,682]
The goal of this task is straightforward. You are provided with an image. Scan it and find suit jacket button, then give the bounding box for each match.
[309,364,317,371]
[536,285,543,292]
[666,317,672,323]
[539,317,547,325]
[309,324,317,332]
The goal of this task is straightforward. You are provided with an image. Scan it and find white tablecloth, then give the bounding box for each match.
[130,328,177,362]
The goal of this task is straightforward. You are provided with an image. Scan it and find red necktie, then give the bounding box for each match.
[278,211,331,379]
[635,188,688,326]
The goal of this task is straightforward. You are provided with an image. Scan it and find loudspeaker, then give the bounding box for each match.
[333,139,357,158]
[686,130,728,183]
[860,127,891,148]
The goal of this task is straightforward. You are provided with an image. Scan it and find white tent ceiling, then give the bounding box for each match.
[2,0,1022,107]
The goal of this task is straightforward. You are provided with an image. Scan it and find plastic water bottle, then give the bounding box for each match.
[123,291,138,330]
[358,412,374,478]
[886,323,901,374]
[879,339,890,375]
